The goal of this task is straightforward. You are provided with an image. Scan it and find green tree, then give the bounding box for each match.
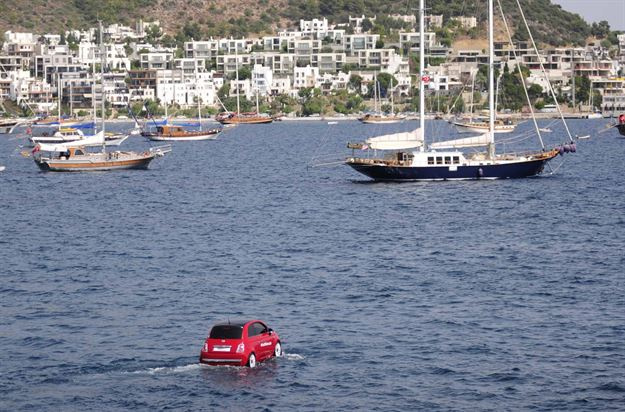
[376,72,398,98]
[361,19,374,33]
[348,74,362,91]
[591,20,611,38]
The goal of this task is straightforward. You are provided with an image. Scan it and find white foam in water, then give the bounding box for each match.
[285,353,304,361]
[137,363,203,375]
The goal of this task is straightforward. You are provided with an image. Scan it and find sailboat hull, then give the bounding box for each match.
[144,132,218,141]
[219,117,273,125]
[35,154,155,172]
[347,155,556,181]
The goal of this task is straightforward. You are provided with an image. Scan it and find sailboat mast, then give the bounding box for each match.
[57,73,61,130]
[92,58,96,126]
[488,0,495,158]
[99,21,106,153]
[390,78,394,115]
[235,46,240,115]
[197,67,202,131]
[419,0,425,149]
[373,73,377,114]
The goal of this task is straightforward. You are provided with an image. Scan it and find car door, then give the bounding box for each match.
[255,322,274,360]
[247,322,264,359]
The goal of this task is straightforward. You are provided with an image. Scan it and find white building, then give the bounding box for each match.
[451,16,478,29]
[619,34,625,64]
[140,52,173,70]
[293,65,319,89]
[156,69,216,107]
[344,34,380,55]
[270,76,292,96]
[316,71,350,93]
[300,18,329,38]
[3,31,36,47]
[399,32,437,52]
[348,15,376,34]
[252,64,273,97]
[426,15,444,29]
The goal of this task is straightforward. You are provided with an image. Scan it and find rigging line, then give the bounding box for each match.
[308,124,337,167]
[545,157,565,175]
[513,0,573,143]
[496,0,545,150]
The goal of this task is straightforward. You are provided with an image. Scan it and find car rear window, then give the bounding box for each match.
[209,325,243,339]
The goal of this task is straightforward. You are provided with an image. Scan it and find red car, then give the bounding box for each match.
[199,320,282,368]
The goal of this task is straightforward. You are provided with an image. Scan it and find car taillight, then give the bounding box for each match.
[236,342,245,353]
[202,343,208,352]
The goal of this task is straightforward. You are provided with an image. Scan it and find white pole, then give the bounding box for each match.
[92,58,96,127]
[196,64,202,131]
[488,0,495,158]
[419,0,425,150]
[99,21,106,153]
[57,73,61,130]
[235,47,240,116]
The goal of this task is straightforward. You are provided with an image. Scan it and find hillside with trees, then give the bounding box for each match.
[0,0,595,47]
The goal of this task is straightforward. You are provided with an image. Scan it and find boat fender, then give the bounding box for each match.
[477,168,484,178]
[563,144,570,153]
[570,143,576,153]
[558,146,565,155]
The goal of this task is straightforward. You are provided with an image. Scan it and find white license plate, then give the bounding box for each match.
[212,346,231,352]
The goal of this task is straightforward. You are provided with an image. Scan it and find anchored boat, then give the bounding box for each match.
[346,0,574,181]
[142,124,220,141]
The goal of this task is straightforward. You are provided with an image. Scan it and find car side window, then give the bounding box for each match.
[248,323,260,337]
[258,323,267,335]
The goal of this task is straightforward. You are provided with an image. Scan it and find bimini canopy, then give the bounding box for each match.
[366,128,424,150]
[429,133,492,149]
[37,131,105,152]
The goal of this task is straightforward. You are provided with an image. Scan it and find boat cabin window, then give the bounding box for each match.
[74,149,84,155]
[427,157,434,165]
[436,157,443,165]
[453,156,460,164]
[444,156,451,165]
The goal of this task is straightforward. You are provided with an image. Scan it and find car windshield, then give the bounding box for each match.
[209,325,243,339]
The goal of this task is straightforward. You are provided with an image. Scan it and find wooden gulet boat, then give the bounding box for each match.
[33,145,170,172]
[142,124,220,141]
[216,112,273,124]
[359,76,405,124]
[216,47,273,125]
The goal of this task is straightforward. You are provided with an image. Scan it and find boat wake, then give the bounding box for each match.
[140,363,204,375]
[125,353,305,375]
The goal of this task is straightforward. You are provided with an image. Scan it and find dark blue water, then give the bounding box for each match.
[1,119,624,411]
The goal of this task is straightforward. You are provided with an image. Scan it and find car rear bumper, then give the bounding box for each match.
[199,353,246,366]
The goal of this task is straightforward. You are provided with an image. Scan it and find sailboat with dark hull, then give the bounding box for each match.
[346,0,571,181]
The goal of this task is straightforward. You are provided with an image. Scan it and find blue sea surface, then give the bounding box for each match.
[1,119,624,411]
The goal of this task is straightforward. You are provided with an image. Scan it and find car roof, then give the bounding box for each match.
[213,319,262,328]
